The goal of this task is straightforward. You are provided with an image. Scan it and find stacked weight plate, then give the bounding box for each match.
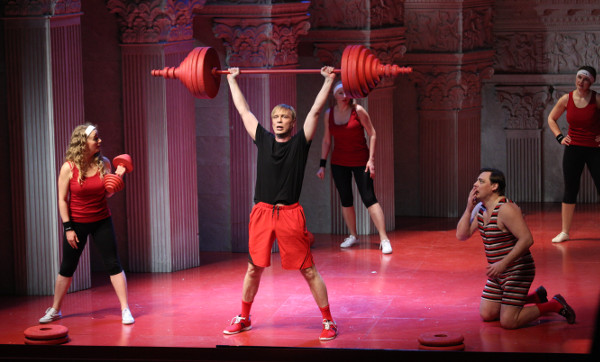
[24,325,70,345]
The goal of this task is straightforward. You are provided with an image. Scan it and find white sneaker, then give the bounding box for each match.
[122,308,135,324]
[340,235,358,248]
[39,307,61,324]
[552,232,569,243]
[380,239,392,254]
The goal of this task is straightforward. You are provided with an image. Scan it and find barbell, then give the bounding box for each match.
[151,45,412,99]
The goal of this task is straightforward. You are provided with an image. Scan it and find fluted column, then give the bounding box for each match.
[108,0,204,271]
[4,1,88,295]
[497,86,552,202]
[199,2,310,252]
[404,0,495,217]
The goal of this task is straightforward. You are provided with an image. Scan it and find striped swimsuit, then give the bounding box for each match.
[477,197,535,306]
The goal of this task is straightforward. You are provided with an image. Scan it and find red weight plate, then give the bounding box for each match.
[419,343,465,351]
[356,47,369,96]
[24,325,68,340]
[104,174,124,193]
[25,335,70,345]
[113,154,133,173]
[198,47,221,99]
[175,47,201,97]
[364,53,377,89]
[418,331,464,347]
[341,45,352,99]
[347,45,364,98]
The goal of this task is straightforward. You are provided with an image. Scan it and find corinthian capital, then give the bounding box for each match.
[107,0,206,44]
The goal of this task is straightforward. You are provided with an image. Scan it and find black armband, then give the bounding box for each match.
[556,134,565,144]
[63,221,74,233]
[319,159,327,168]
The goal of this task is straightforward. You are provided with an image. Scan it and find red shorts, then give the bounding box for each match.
[248,202,314,270]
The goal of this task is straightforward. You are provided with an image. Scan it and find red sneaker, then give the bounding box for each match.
[319,319,338,341]
[223,315,252,335]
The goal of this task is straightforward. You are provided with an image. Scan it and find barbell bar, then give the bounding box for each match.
[151,45,412,99]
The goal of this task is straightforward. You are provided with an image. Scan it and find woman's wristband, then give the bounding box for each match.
[63,221,74,233]
[556,134,565,144]
[319,159,327,168]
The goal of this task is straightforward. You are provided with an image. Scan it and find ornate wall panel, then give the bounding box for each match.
[405,0,494,53]
[308,0,404,29]
[489,0,600,203]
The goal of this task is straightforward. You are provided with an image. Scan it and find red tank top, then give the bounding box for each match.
[68,162,110,223]
[329,107,369,167]
[566,90,600,147]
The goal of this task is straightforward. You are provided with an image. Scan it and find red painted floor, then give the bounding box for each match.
[1,203,599,356]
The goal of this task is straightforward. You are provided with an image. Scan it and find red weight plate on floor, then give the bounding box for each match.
[418,331,464,347]
[419,342,465,351]
[24,325,68,340]
[24,335,70,345]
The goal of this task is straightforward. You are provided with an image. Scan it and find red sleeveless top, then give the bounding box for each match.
[329,107,369,167]
[68,162,110,223]
[566,90,600,147]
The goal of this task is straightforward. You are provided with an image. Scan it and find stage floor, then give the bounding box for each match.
[0,203,598,356]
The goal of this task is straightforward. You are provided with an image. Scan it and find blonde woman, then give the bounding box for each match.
[39,124,134,325]
[316,81,392,254]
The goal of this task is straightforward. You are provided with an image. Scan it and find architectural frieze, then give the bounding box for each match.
[406,9,460,52]
[545,31,600,73]
[404,0,494,53]
[307,0,403,29]
[496,86,552,129]
[3,0,80,16]
[535,0,600,27]
[494,32,547,74]
[106,0,206,44]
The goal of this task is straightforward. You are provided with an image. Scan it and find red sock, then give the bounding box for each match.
[241,300,252,319]
[536,299,561,315]
[319,305,333,321]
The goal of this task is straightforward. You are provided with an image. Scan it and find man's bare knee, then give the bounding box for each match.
[300,265,317,280]
[246,263,264,278]
[499,317,520,330]
[480,311,500,322]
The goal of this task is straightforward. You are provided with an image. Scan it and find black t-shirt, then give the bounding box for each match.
[254,124,311,205]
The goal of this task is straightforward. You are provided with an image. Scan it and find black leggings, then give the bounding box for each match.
[59,216,123,277]
[331,164,378,208]
[562,145,600,204]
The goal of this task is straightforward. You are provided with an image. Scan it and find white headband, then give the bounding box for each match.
[577,69,595,83]
[333,83,344,94]
[85,125,96,137]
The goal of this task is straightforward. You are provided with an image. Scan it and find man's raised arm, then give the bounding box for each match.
[303,66,336,142]
[227,68,259,140]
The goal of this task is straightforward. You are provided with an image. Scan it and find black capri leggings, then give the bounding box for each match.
[331,164,378,208]
[562,145,600,204]
[59,216,123,277]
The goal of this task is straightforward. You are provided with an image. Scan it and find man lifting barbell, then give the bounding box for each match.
[221,66,339,341]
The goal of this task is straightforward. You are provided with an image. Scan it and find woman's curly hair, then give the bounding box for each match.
[65,124,107,184]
